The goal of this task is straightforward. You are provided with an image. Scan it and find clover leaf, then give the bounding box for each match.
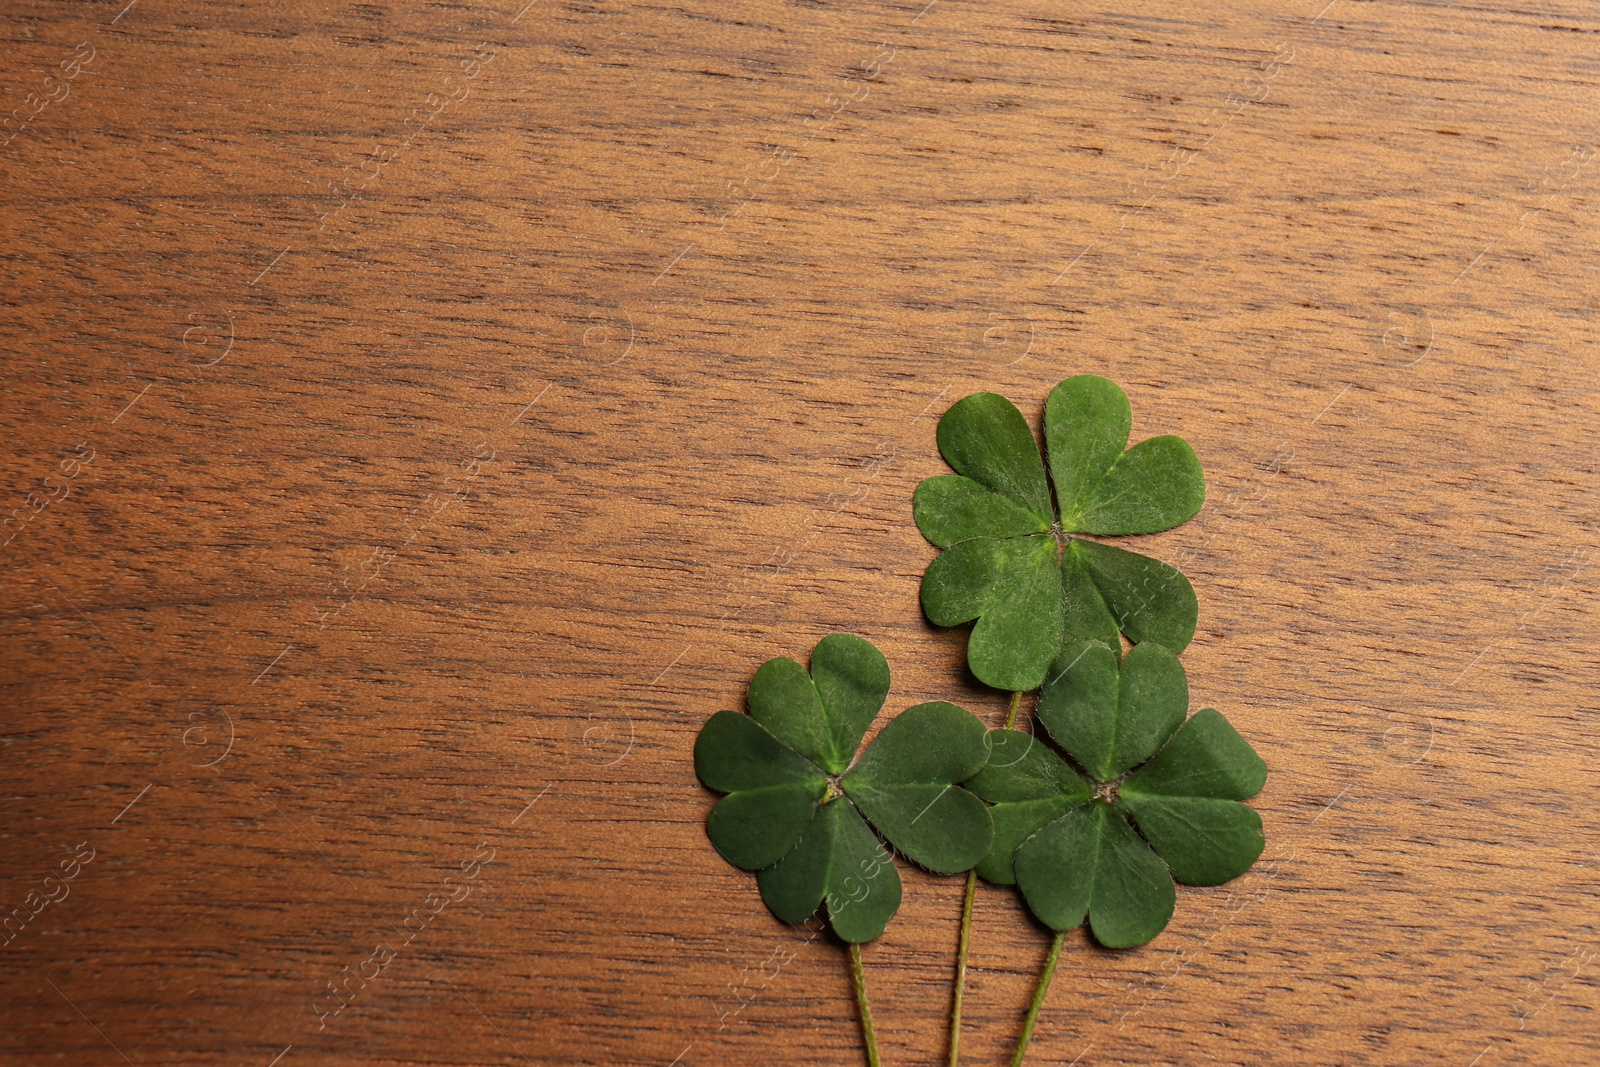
[915,376,1205,691]
[967,642,1266,948]
[694,634,995,943]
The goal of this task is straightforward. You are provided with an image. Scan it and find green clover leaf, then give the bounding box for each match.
[915,376,1206,691]
[967,642,1267,948]
[694,634,996,943]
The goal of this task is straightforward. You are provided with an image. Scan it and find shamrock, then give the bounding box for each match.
[968,641,1267,947]
[914,375,1206,692]
[693,634,995,942]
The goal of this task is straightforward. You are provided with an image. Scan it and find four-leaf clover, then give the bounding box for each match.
[968,641,1267,947]
[914,375,1206,691]
[694,634,995,942]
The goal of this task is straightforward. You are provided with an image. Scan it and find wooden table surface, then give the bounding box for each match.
[3,0,1597,1064]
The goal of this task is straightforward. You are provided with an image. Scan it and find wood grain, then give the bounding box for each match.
[2,0,1597,1064]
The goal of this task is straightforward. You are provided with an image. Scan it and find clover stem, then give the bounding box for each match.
[946,870,977,1067]
[850,941,881,1067]
[1010,931,1065,1067]
[948,689,1025,1066]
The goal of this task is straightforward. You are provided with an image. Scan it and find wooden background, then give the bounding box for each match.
[2,0,1596,1064]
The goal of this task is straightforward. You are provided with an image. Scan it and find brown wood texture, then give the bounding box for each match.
[2,0,1597,1064]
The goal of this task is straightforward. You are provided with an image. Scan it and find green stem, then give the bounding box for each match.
[1003,690,1023,729]
[946,870,977,1066]
[1010,931,1065,1067]
[948,691,1024,1066]
[850,941,881,1067]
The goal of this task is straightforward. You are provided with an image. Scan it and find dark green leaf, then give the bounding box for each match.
[921,533,1061,692]
[921,536,1035,627]
[695,711,827,794]
[936,392,1052,521]
[1014,802,1176,948]
[966,729,1091,884]
[756,805,831,925]
[1070,537,1198,653]
[809,633,891,774]
[966,729,1092,804]
[747,635,889,774]
[757,799,903,943]
[746,658,828,768]
[1072,435,1206,536]
[822,803,904,943]
[1045,375,1131,527]
[1059,547,1122,657]
[1119,711,1269,886]
[966,540,1063,692]
[1117,794,1264,886]
[1122,708,1268,801]
[1034,643,1117,776]
[913,475,1049,548]
[979,799,1076,884]
[853,785,991,876]
[847,701,992,786]
[707,783,825,870]
[845,702,994,873]
[695,711,829,870]
[1037,642,1186,780]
